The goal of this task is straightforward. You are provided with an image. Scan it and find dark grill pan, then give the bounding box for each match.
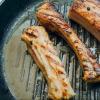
[0,0,100,100]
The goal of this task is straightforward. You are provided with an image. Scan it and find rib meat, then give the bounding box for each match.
[68,0,100,41]
[21,26,75,100]
[36,2,100,82]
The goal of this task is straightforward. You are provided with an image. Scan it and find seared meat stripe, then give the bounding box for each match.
[36,2,100,82]
[68,0,100,41]
[21,26,75,100]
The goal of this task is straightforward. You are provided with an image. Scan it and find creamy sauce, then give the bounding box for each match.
[4,20,37,100]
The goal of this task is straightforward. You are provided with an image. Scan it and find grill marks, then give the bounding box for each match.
[36,2,100,82]
[21,26,75,99]
[69,0,100,41]
[25,27,39,38]
[37,10,71,37]
[45,54,62,68]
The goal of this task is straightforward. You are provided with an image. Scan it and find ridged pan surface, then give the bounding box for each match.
[2,0,100,100]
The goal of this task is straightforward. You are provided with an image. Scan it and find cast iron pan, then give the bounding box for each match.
[0,0,100,100]
[0,0,35,99]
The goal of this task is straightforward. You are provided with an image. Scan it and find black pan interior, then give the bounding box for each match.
[0,0,34,99]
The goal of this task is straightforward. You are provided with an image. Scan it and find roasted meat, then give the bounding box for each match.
[21,26,75,100]
[36,2,100,82]
[68,0,100,41]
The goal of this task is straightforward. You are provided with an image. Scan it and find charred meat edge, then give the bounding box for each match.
[36,2,100,82]
[68,0,100,41]
[21,26,75,100]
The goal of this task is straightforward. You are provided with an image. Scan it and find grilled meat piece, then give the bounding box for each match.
[36,2,100,82]
[68,0,100,41]
[21,26,75,100]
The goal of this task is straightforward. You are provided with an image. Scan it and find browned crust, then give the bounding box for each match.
[21,26,75,99]
[68,0,100,41]
[86,0,100,6]
[36,2,100,83]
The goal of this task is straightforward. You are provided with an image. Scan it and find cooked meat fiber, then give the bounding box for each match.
[68,0,100,41]
[36,2,100,82]
[21,26,75,100]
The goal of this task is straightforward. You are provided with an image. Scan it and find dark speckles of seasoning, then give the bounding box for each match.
[87,7,90,11]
